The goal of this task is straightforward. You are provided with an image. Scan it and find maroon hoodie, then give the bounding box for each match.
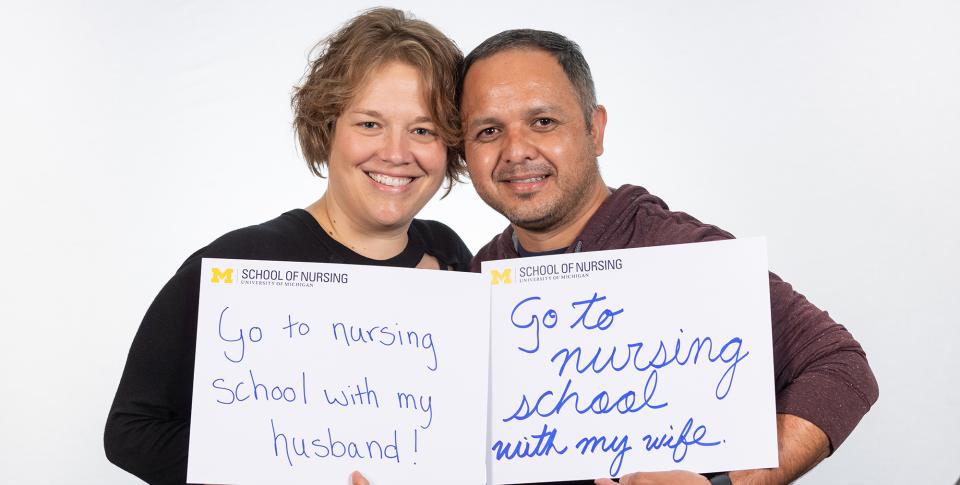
[472,184,878,452]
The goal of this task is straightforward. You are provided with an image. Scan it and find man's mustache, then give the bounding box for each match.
[493,162,556,181]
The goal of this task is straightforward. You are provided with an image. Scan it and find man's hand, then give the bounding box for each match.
[595,470,709,485]
[350,471,369,485]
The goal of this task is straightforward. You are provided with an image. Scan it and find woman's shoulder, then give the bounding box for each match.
[409,219,473,271]
[178,209,324,268]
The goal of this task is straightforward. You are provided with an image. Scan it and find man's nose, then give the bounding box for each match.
[501,130,537,164]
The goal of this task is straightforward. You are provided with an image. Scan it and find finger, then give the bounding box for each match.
[594,479,618,485]
[350,470,369,485]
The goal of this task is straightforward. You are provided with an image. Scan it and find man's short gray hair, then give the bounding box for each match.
[458,29,598,130]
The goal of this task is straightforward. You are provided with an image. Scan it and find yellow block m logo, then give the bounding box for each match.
[211,267,234,284]
[490,268,513,285]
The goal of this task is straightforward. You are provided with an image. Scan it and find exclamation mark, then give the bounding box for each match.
[413,428,418,465]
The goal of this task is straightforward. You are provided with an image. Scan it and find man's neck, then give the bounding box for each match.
[513,182,611,253]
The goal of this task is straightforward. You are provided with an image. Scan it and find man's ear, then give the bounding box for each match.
[590,105,608,156]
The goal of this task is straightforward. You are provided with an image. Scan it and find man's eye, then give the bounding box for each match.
[478,127,498,138]
[534,118,554,127]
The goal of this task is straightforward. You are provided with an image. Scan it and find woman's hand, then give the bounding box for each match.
[351,470,370,485]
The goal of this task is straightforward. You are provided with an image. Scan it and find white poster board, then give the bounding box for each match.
[187,259,489,485]
[483,238,778,484]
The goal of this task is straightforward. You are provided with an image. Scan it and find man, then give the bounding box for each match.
[459,29,879,485]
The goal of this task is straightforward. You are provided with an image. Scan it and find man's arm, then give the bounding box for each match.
[654,220,879,449]
[594,270,874,485]
[727,413,829,485]
[766,271,878,450]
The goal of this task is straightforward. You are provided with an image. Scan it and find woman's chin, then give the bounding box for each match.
[365,209,418,232]
[363,196,435,229]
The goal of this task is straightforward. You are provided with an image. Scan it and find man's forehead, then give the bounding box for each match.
[461,48,575,114]
[464,48,561,85]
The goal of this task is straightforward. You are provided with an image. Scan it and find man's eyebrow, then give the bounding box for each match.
[466,105,564,130]
[526,104,562,118]
[467,116,501,130]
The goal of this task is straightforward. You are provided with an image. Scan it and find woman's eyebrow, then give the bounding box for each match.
[350,109,383,118]
[350,110,433,124]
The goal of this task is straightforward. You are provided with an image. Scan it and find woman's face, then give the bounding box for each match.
[325,61,447,232]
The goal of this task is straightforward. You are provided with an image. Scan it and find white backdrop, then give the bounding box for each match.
[1,1,958,484]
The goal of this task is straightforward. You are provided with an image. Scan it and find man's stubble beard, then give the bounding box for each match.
[482,155,603,233]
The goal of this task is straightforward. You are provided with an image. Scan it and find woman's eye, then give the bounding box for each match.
[412,127,434,136]
[359,121,379,129]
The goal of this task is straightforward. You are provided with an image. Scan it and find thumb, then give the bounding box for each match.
[351,471,370,485]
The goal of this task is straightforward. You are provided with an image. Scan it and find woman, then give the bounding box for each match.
[104,8,469,484]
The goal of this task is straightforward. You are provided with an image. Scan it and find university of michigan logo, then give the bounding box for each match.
[490,268,513,285]
[210,267,234,284]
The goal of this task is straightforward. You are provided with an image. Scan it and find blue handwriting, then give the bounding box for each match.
[491,424,568,461]
[217,306,262,363]
[575,433,632,476]
[330,322,438,371]
[322,376,379,408]
[212,369,307,405]
[551,329,749,400]
[503,374,666,422]
[396,391,433,430]
[642,417,721,463]
[510,292,623,354]
[270,419,400,467]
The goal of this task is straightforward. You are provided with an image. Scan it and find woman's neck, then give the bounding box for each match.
[305,195,409,260]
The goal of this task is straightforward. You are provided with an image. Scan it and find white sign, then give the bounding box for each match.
[483,238,778,484]
[187,259,489,485]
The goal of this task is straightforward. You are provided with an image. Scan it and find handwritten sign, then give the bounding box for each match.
[483,238,778,484]
[187,258,489,484]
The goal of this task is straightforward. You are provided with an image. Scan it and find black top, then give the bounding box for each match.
[104,209,472,485]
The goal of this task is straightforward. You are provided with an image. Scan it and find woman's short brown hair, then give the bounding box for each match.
[292,8,464,193]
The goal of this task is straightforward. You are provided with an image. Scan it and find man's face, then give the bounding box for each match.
[461,48,606,231]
